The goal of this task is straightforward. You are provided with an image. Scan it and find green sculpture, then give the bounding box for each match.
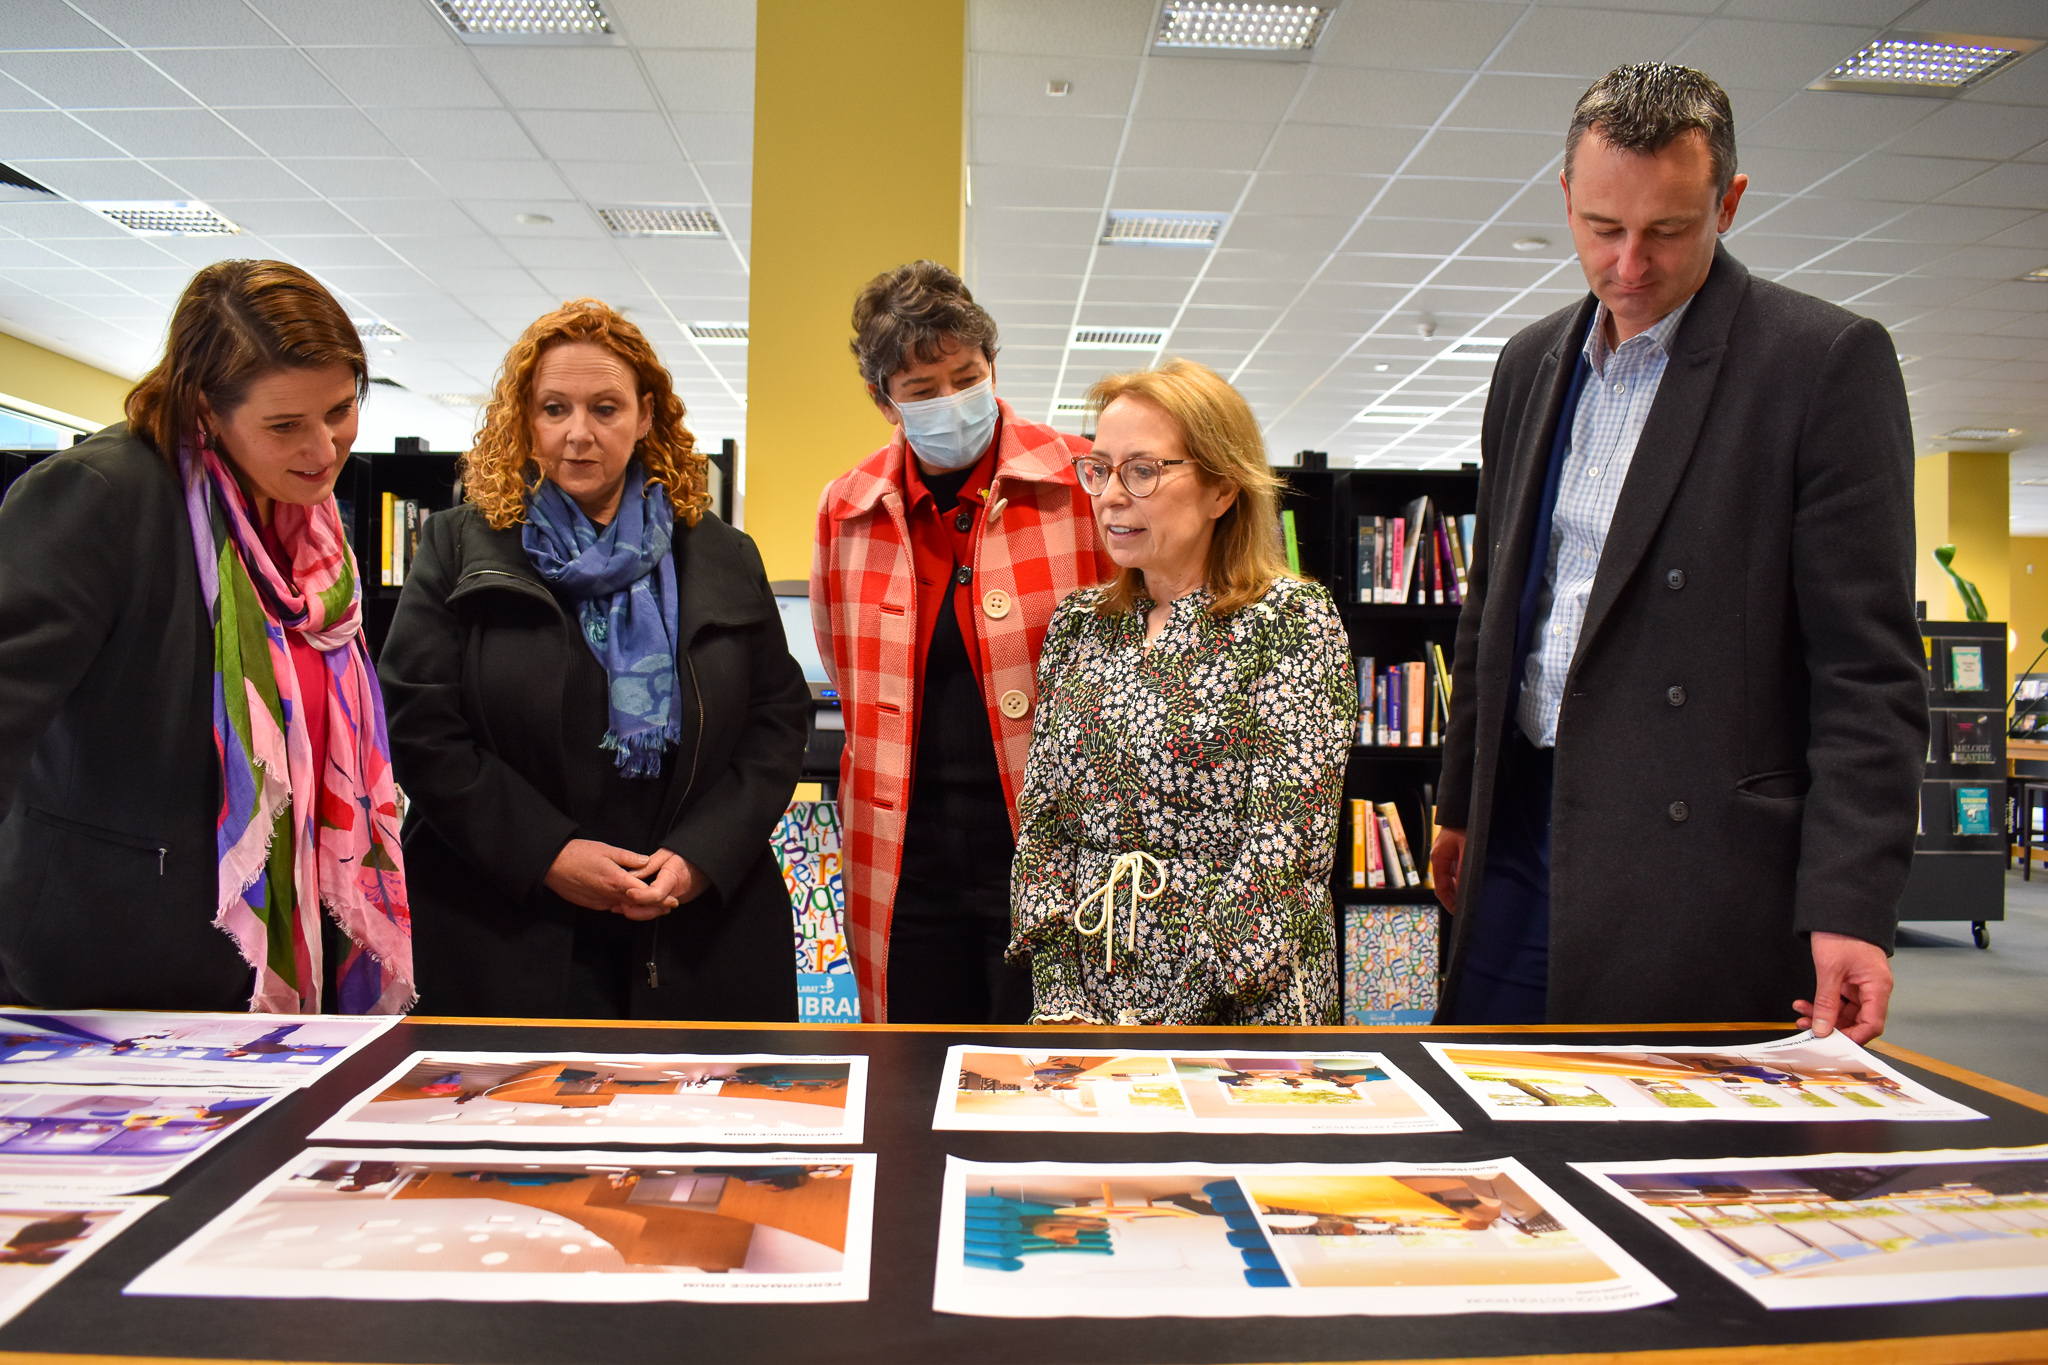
[1934,544,1988,622]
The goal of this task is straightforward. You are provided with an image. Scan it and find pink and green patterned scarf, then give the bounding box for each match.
[181,437,415,1014]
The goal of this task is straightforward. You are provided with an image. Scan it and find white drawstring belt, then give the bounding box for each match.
[1073,851,1165,973]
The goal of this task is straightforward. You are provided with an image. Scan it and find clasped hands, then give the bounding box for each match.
[544,839,705,921]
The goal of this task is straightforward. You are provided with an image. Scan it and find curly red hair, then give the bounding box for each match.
[463,298,708,530]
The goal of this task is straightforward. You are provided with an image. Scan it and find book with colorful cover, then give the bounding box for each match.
[1342,905,1439,1025]
[1948,713,1993,765]
[1949,643,1985,691]
[1955,786,1993,836]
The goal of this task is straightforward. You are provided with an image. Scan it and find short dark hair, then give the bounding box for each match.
[125,259,367,465]
[849,260,999,398]
[1565,63,1737,197]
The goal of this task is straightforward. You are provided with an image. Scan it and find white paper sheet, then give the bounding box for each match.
[1574,1145,2048,1310]
[310,1052,867,1145]
[0,1012,398,1090]
[0,1086,284,1195]
[933,1157,1671,1317]
[0,1196,159,1328]
[933,1048,1457,1134]
[127,1148,875,1303]
[1422,1031,1985,1123]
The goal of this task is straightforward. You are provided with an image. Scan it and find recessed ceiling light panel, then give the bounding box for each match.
[85,200,240,236]
[1101,211,1226,247]
[597,205,722,238]
[689,323,748,343]
[1811,30,2040,94]
[0,162,55,203]
[1053,400,1093,413]
[1355,406,1446,425]
[351,319,405,340]
[1940,426,2022,441]
[428,393,490,408]
[1442,339,1506,360]
[1071,327,1168,349]
[1157,2,1330,51]
[434,0,615,41]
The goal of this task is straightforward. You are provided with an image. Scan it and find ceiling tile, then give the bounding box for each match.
[1916,244,2048,281]
[73,108,257,159]
[1238,171,1383,218]
[1367,178,1521,222]
[424,159,577,200]
[1224,213,1355,255]
[1667,19,1876,93]
[971,0,1152,58]
[1938,162,2048,209]
[365,107,536,161]
[1105,167,1246,213]
[608,0,755,49]
[249,0,457,46]
[1120,118,1275,173]
[1895,0,2048,37]
[639,49,754,114]
[206,198,361,235]
[556,161,708,204]
[1869,203,2036,243]
[975,114,1125,168]
[0,110,121,159]
[0,0,125,49]
[1983,212,2048,249]
[224,106,397,158]
[312,47,502,109]
[471,48,656,111]
[971,164,1113,211]
[1444,73,1585,134]
[1404,128,1561,181]
[973,54,1138,119]
[282,158,441,199]
[1316,1,1526,71]
[0,51,195,110]
[1817,154,2002,202]
[76,0,286,47]
[1743,91,1944,152]
[671,113,750,164]
[1262,122,1422,177]
[1137,58,1305,125]
[147,47,344,108]
[1487,8,1705,79]
[9,158,180,199]
[1888,100,2048,161]
[150,157,319,200]
[521,110,682,163]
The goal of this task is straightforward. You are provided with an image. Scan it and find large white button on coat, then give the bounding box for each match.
[999,690,1030,720]
[982,588,1013,620]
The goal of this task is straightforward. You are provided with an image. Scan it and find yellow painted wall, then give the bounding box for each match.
[745,0,965,581]
[1916,450,2009,626]
[0,329,132,428]
[2012,536,2048,667]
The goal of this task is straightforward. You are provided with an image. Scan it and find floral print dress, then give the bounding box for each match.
[1008,576,1354,1025]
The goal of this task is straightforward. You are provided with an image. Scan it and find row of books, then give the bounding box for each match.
[1349,798,1428,890]
[380,492,426,588]
[1357,498,1475,606]
[1355,646,1450,748]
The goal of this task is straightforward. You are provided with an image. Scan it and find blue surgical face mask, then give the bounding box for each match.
[895,377,998,471]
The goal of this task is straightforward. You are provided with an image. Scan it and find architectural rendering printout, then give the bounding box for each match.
[933,1158,1670,1317]
[0,1088,282,1195]
[1422,1032,1984,1123]
[311,1053,867,1145]
[934,1048,1457,1135]
[1573,1146,2048,1310]
[127,1149,875,1304]
[0,1013,397,1090]
[0,1197,158,1328]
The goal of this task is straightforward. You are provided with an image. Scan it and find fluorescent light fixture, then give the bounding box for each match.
[1053,401,1093,413]
[1071,326,1168,349]
[2024,266,2048,282]
[0,162,55,203]
[434,0,612,37]
[688,323,748,343]
[1355,406,1445,425]
[1811,31,2039,94]
[1940,426,2021,441]
[428,393,490,408]
[1101,211,1227,247]
[596,205,721,238]
[1442,338,1506,360]
[1511,236,1548,253]
[85,200,240,236]
[351,319,405,341]
[1157,2,1330,51]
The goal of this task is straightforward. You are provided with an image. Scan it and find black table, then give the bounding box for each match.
[1,1019,2045,1365]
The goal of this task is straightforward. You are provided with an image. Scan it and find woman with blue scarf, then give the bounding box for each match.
[379,299,809,1018]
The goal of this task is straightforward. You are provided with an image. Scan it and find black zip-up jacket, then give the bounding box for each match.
[378,499,808,1019]
[0,424,253,1009]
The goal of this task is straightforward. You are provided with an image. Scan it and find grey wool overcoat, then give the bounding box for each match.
[1435,245,1929,1025]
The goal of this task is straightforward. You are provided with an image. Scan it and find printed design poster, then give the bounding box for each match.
[773,801,860,1023]
[1342,905,1439,1025]
[128,1149,875,1303]
[1422,1031,1984,1123]
[0,1197,158,1328]
[311,1053,867,1145]
[1574,1146,2048,1310]
[0,1088,283,1195]
[0,1012,397,1090]
[935,1049,1456,1135]
[934,1158,1670,1317]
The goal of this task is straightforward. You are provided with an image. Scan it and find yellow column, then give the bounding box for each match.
[1916,450,2010,627]
[745,0,965,581]
[2012,537,2048,664]
[0,330,132,428]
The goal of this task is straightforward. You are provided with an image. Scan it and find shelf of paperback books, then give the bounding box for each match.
[335,440,463,660]
[1899,618,2005,940]
[1277,461,1479,1024]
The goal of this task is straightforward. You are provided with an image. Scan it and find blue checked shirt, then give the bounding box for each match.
[1516,299,1693,747]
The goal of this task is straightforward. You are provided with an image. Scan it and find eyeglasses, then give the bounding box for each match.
[1071,456,1189,499]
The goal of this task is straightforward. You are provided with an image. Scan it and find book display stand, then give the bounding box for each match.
[1901,618,2006,948]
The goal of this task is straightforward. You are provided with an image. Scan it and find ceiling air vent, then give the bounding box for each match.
[597,205,721,238]
[1811,31,2040,94]
[689,323,748,343]
[1442,338,1505,360]
[0,162,55,203]
[1157,2,1330,52]
[351,319,406,340]
[434,0,613,39]
[86,200,240,236]
[1101,211,1226,247]
[1940,427,2021,441]
[1071,326,1167,349]
[1053,401,1093,413]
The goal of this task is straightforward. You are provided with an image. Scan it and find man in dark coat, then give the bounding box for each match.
[1430,64,1926,1040]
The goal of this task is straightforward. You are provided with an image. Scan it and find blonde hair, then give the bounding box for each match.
[1085,358,1292,618]
[462,298,708,531]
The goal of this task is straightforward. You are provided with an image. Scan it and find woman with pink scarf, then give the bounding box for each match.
[0,260,412,1014]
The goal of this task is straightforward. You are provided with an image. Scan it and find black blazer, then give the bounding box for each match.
[1437,246,1928,1024]
[378,501,809,1020]
[0,424,251,1009]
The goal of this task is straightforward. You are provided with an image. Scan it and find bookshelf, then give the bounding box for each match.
[1899,618,2005,948]
[1278,458,1480,1021]
[336,439,463,660]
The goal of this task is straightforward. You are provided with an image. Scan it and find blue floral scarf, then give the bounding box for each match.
[522,463,681,777]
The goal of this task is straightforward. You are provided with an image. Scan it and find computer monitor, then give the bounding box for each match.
[773,589,835,702]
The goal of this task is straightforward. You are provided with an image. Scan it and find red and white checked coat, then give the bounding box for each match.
[811,401,1113,1022]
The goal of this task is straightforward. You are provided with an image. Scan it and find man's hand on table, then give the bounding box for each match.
[1794,931,1892,1044]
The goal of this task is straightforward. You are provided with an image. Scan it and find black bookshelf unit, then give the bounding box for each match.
[1899,618,2006,947]
[1277,461,1480,1020]
[336,440,463,660]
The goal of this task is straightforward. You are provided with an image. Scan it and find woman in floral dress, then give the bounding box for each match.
[1009,359,1354,1025]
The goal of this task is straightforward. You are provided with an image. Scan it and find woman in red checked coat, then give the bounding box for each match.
[811,262,1113,1025]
